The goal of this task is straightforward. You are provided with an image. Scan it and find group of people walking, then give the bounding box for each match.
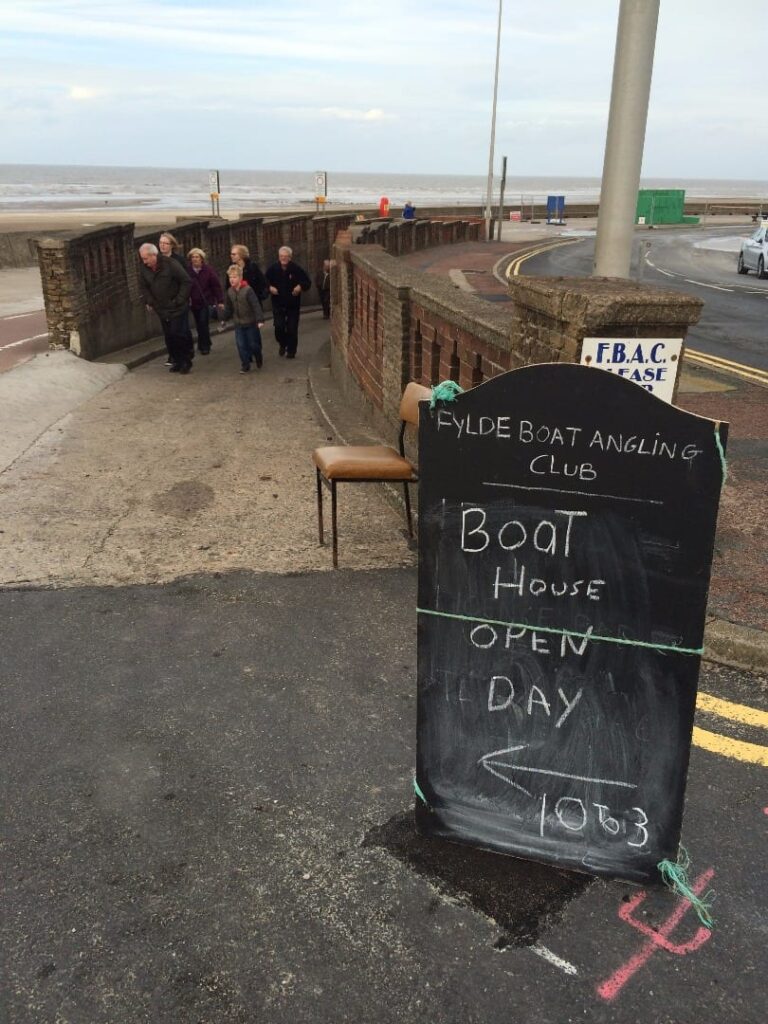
[138,233,318,375]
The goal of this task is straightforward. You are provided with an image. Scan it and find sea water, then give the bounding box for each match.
[0,164,765,213]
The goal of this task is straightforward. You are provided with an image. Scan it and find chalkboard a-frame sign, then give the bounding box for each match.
[415,363,727,883]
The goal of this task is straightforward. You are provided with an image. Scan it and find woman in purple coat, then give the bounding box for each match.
[186,247,224,354]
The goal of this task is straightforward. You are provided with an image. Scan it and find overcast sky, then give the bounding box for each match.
[1,0,765,180]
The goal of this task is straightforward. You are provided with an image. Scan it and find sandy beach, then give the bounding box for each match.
[0,195,762,237]
[0,206,334,235]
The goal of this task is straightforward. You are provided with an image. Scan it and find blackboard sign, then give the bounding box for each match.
[415,364,727,883]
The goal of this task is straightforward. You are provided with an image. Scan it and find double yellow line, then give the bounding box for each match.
[506,238,580,278]
[694,692,768,766]
[684,348,768,388]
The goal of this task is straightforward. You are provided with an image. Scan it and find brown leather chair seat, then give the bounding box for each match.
[312,445,416,481]
[313,381,431,566]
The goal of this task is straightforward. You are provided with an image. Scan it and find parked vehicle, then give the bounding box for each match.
[737,223,768,277]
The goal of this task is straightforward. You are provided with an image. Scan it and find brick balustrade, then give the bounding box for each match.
[35,212,485,361]
[36,212,354,359]
[330,237,703,445]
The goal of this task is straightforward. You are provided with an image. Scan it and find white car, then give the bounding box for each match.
[737,223,768,277]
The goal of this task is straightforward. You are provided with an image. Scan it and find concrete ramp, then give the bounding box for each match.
[0,350,126,474]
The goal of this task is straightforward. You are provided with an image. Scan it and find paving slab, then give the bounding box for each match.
[0,315,416,589]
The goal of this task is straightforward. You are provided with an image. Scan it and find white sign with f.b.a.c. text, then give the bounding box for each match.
[580,337,683,404]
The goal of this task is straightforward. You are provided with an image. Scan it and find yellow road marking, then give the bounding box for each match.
[685,348,768,388]
[696,691,768,729]
[506,239,580,277]
[687,348,765,372]
[692,726,768,767]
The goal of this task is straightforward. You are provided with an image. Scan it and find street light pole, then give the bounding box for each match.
[593,0,660,278]
[484,0,503,242]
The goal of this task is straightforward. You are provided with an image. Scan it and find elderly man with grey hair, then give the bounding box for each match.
[264,245,311,358]
[138,242,193,373]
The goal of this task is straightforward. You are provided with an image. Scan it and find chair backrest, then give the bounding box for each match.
[399,382,432,426]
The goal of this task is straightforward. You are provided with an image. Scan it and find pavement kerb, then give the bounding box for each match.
[95,336,170,370]
[307,343,768,676]
[96,304,324,371]
[703,618,768,676]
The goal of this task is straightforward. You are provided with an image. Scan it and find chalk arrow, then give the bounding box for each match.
[478,744,637,792]
[478,744,532,795]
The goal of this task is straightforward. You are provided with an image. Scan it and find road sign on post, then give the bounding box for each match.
[314,171,327,212]
[416,364,726,883]
[208,170,221,216]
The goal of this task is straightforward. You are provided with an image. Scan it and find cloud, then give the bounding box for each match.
[1,0,765,177]
[319,107,397,122]
[68,85,99,100]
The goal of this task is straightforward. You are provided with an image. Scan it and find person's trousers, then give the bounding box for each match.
[191,306,212,352]
[272,305,301,356]
[234,324,263,367]
[320,291,331,319]
[160,312,192,368]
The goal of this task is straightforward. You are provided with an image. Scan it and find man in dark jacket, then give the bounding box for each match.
[138,243,193,373]
[264,246,311,358]
[315,258,331,319]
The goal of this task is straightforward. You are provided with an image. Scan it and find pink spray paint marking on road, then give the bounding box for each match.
[596,867,715,1003]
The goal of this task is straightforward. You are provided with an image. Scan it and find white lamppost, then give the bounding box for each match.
[484,0,503,241]
[593,0,660,277]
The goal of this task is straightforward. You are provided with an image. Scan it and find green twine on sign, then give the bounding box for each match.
[658,847,715,929]
[714,422,728,486]
[416,607,705,657]
[430,380,464,408]
[413,776,429,807]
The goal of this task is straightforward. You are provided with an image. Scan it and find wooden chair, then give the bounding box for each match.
[313,382,432,567]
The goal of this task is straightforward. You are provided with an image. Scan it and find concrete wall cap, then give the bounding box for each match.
[35,223,136,246]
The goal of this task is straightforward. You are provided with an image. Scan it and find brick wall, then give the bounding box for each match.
[36,212,353,359]
[352,217,483,254]
[331,238,703,441]
[36,224,154,358]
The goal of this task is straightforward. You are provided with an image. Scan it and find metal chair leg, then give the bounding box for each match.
[403,481,414,538]
[316,468,324,545]
[331,480,339,568]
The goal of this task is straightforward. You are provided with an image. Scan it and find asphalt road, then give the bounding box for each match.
[0,309,48,374]
[0,266,47,374]
[518,228,768,372]
[2,570,766,1024]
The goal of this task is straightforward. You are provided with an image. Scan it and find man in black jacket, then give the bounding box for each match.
[138,243,193,373]
[264,246,311,358]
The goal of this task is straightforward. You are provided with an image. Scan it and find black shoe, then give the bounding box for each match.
[169,363,180,373]
[240,365,250,374]
[199,347,211,355]
[255,354,263,368]
[286,352,296,359]
[278,346,286,357]
[179,362,192,374]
